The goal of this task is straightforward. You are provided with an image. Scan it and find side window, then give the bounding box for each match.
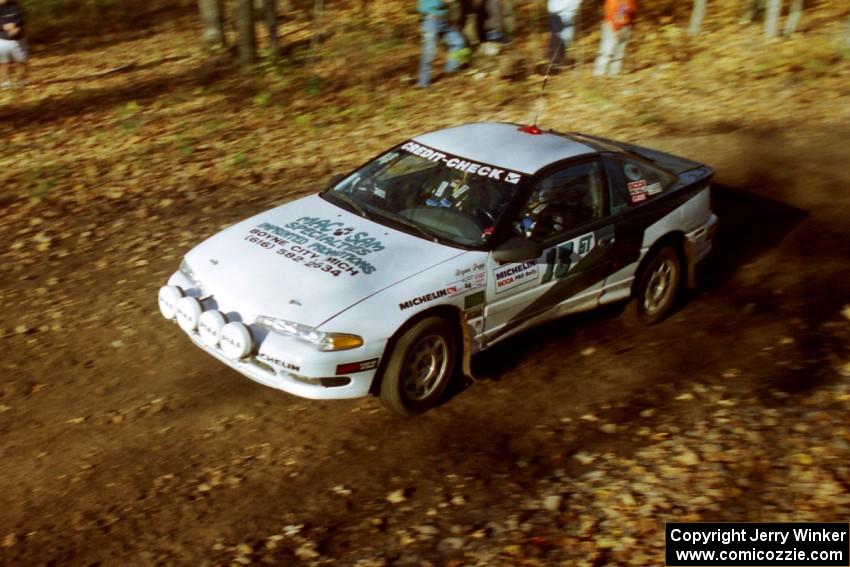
[606,156,676,208]
[514,161,606,242]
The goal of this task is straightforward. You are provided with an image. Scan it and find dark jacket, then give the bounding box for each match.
[0,1,26,41]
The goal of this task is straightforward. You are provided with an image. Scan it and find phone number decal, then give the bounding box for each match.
[244,226,370,277]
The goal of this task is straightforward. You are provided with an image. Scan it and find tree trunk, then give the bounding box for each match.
[764,0,781,38]
[783,0,803,37]
[264,0,279,58]
[688,0,707,35]
[198,0,226,49]
[309,0,324,64]
[236,0,257,66]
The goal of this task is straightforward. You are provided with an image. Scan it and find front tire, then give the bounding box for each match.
[380,317,456,417]
[628,245,683,325]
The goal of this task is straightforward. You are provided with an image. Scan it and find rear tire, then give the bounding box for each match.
[626,245,683,325]
[380,317,456,417]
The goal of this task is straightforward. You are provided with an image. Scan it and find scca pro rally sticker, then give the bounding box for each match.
[494,261,539,294]
[242,218,385,277]
[401,141,523,185]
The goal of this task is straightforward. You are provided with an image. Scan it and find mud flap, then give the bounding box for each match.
[459,312,476,382]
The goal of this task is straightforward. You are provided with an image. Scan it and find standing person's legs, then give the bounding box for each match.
[484,0,505,42]
[593,22,615,76]
[442,19,467,74]
[417,15,440,87]
[609,26,631,75]
[546,13,565,65]
[11,40,28,85]
[466,0,486,45]
[0,39,11,88]
[559,17,575,58]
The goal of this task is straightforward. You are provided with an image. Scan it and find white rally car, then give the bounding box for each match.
[158,122,717,416]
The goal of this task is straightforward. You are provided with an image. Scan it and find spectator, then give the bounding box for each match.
[0,0,27,89]
[482,0,507,43]
[594,0,636,77]
[417,0,467,88]
[546,0,582,68]
[463,0,507,47]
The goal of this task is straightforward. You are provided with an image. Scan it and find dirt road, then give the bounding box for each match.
[1,123,848,565]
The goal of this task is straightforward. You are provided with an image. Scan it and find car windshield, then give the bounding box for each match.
[323,141,525,247]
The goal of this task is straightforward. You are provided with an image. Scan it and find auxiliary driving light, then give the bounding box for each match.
[220,322,253,360]
[158,285,184,320]
[175,296,203,332]
[198,310,226,347]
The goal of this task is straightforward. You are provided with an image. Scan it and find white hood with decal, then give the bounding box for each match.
[182,194,465,327]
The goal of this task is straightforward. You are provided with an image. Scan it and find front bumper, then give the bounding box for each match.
[165,273,384,400]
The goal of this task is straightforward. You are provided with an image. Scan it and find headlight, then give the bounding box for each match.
[179,259,206,294]
[255,316,363,352]
[318,333,364,352]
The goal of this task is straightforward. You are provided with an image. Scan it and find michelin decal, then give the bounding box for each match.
[494,261,539,293]
[398,263,487,311]
[399,288,454,311]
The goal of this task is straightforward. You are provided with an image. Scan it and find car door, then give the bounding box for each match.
[483,158,622,344]
[598,154,680,303]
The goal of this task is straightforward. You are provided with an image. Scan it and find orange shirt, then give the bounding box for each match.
[604,0,637,31]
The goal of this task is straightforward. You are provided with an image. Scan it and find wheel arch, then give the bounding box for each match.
[630,231,689,298]
[368,305,469,396]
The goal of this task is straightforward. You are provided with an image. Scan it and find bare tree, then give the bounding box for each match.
[235,0,257,66]
[198,0,226,49]
[764,0,781,38]
[783,0,803,37]
[309,0,324,63]
[688,0,708,35]
[264,0,279,58]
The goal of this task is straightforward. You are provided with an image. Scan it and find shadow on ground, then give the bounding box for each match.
[0,59,233,128]
[699,184,807,292]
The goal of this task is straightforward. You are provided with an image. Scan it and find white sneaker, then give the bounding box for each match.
[480,42,502,57]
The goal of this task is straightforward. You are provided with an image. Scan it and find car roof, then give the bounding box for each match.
[412,122,596,175]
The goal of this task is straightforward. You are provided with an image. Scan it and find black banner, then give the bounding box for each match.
[666,523,849,566]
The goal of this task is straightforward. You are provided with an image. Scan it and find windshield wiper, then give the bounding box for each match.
[331,192,369,219]
[383,213,441,244]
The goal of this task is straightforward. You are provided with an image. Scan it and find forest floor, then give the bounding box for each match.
[1,4,850,566]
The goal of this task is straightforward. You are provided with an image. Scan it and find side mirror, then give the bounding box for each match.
[326,173,345,190]
[493,236,542,263]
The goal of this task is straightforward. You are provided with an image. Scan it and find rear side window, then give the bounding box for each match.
[604,156,676,212]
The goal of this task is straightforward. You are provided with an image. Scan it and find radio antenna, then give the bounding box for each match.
[531,46,562,128]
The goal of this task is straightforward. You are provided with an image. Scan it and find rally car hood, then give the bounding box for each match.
[182,194,465,328]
